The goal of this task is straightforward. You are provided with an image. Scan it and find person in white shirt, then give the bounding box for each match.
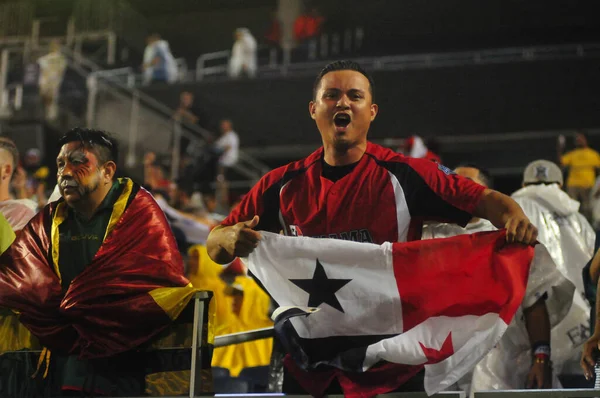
[214,119,240,171]
[37,40,67,121]
[229,28,257,78]
[142,34,178,85]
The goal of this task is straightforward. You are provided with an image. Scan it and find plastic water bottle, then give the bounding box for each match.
[595,361,600,389]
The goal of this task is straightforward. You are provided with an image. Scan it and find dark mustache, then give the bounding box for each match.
[59,179,79,187]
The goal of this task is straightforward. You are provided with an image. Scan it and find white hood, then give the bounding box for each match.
[408,136,428,158]
[512,184,579,217]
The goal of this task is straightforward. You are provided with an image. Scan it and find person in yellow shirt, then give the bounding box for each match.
[559,132,600,220]
[186,245,273,379]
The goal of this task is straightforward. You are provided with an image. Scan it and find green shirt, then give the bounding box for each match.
[58,181,122,292]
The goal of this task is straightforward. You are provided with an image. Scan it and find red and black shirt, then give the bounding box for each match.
[223,142,485,242]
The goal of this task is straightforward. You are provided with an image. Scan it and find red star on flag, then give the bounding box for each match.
[419,332,454,364]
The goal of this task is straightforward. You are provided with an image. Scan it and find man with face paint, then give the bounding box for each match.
[54,129,121,291]
[0,128,198,397]
[207,60,539,396]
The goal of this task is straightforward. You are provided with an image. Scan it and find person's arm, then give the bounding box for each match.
[589,249,600,285]
[582,276,600,380]
[401,158,537,245]
[523,298,552,388]
[473,189,538,245]
[181,110,198,124]
[206,170,280,264]
[207,216,261,264]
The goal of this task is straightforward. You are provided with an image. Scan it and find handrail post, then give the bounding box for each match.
[85,74,98,127]
[320,33,328,58]
[127,72,135,88]
[66,17,75,46]
[14,84,23,110]
[0,49,9,107]
[269,47,277,68]
[126,90,140,169]
[195,56,204,81]
[107,31,117,65]
[31,19,40,49]
[171,120,182,182]
[188,293,206,397]
[74,36,83,65]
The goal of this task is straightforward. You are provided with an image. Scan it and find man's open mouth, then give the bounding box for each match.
[334,113,351,128]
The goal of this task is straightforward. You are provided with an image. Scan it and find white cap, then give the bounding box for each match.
[523,160,563,186]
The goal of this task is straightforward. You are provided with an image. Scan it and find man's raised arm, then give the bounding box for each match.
[474,189,538,245]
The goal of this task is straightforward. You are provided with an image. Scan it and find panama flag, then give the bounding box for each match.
[246,230,534,397]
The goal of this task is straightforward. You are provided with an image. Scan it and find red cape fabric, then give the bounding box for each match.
[0,183,189,358]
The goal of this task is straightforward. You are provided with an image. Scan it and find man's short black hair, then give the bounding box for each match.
[455,163,493,188]
[57,127,118,165]
[313,60,375,100]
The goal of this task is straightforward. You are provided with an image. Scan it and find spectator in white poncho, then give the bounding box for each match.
[229,28,257,78]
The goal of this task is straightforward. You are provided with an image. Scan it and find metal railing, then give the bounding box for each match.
[194,27,364,81]
[71,0,151,56]
[0,39,270,185]
[84,64,270,184]
[195,50,231,81]
[192,41,600,81]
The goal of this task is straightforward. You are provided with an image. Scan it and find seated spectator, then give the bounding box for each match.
[142,34,178,85]
[229,28,257,79]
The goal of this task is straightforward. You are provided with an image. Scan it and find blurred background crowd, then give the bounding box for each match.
[1,0,600,395]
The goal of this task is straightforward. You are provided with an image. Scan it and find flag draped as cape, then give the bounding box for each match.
[0,179,198,359]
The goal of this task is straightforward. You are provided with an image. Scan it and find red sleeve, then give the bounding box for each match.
[409,158,485,212]
[221,169,284,233]
[389,158,486,226]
